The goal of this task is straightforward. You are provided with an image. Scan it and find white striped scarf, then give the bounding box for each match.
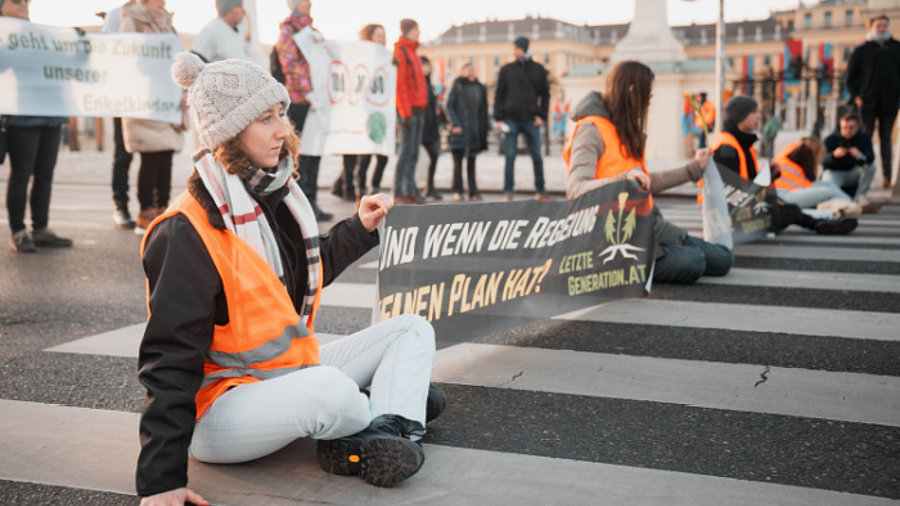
[193,150,320,322]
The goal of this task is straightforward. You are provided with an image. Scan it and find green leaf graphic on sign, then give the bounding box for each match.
[367,112,386,143]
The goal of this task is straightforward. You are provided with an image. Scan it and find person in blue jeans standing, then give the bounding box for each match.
[494,36,551,202]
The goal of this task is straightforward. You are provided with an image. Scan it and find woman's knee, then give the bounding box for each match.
[393,314,436,354]
[703,245,734,277]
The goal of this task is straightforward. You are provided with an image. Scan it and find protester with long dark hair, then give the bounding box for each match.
[565,60,732,284]
[135,52,442,504]
[2,0,72,252]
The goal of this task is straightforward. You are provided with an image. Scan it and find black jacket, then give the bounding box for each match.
[822,128,875,171]
[136,173,378,497]
[493,57,550,122]
[713,121,760,181]
[846,37,900,111]
[447,76,489,155]
[422,77,445,145]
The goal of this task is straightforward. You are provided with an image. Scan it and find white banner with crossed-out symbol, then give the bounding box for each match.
[295,27,396,156]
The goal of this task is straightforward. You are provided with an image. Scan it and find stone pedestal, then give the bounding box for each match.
[610,0,687,64]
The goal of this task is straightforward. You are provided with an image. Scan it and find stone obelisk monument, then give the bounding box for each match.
[610,0,687,64]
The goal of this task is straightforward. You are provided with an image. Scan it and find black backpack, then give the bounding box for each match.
[270,25,300,85]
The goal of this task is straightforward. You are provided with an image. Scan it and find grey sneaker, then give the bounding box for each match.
[10,230,36,253]
[31,228,73,248]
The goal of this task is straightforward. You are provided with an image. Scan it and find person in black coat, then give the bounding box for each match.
[846,14,900,189]
[446,61,489,200]
[494,36,551,201]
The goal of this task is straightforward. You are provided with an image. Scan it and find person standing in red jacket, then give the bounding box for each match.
[392,19,428,204]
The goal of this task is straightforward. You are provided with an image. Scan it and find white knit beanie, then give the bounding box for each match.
[171,52,290,150]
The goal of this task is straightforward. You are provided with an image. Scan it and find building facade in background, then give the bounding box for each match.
[420,0,900,135]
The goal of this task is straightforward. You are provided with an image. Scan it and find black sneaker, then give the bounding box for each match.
[426,384,447,423]
[31,228,73,248]
[9,230,36,253]
[312,204,334,222]
[815,217,857,235]
[317,414,425,487]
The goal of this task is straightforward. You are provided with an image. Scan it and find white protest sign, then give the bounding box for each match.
[294,27,396,156]
[0,18,183,123]
[701,158,734,249]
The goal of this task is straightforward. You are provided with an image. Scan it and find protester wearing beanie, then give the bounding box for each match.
[135,51,436,503]
[494,34,552,201]
[711,96,858,235]
[191,0,252,63]
[392,18,429,203]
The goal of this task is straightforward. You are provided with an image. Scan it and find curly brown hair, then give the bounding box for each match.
[213,117,302,179]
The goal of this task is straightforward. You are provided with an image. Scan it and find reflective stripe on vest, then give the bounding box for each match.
[773,142,813,191]
[697,131,759,204]
[563,115,653,207]
[141,192,322,418]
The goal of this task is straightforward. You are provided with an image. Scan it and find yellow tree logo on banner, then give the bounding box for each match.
[599,192,645,264]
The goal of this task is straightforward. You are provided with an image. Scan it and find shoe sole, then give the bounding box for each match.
[816,220,858,235]
[317,436,424,487]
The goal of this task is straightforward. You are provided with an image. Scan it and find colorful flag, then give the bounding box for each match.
[819,43,834,95]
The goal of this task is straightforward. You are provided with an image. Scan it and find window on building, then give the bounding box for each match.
[824,12,832,28]
[803,13,812,29]
[787,20,794,31]
[845,10,853,26]
[494,56,500,66]
[544,54,550,64]
[447,58,453,70]
[843,47,851,61]
[764,55,771,66]
[727,56,734,68]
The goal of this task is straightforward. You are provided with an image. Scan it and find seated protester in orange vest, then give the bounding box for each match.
[711,96,857,235]
[772,137,872,213]
[137,53,445,505]
[565,60,732,285]
[821,111,879,211]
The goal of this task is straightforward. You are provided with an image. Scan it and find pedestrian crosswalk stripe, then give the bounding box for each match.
[696,267,900,292]
[1,399,895,506]
[431,343,900,427]
[556,299,899,342]
[733,244,900,262]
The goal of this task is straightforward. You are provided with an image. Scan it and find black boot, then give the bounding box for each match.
[815,216,858,235]
[317,414,425,487]
[426,384,446,423]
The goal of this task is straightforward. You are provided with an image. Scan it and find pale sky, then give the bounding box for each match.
[27,0,803,45]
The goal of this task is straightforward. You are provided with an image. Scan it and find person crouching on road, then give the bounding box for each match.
[136,52,444,505]
[565,60,733,285]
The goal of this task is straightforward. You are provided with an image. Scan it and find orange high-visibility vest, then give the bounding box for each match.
[695,100,716,130]
[698,131,759,204]
[142,192,322,418]
[772,142,813,191]
[563,115,653,207]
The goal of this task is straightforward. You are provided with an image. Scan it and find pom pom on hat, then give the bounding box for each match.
[170,52,290,150]
[171,52,205,89]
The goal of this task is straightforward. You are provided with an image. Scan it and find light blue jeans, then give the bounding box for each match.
[821,164,876,200]
[775,180,852,208]
[188,314,435,464]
